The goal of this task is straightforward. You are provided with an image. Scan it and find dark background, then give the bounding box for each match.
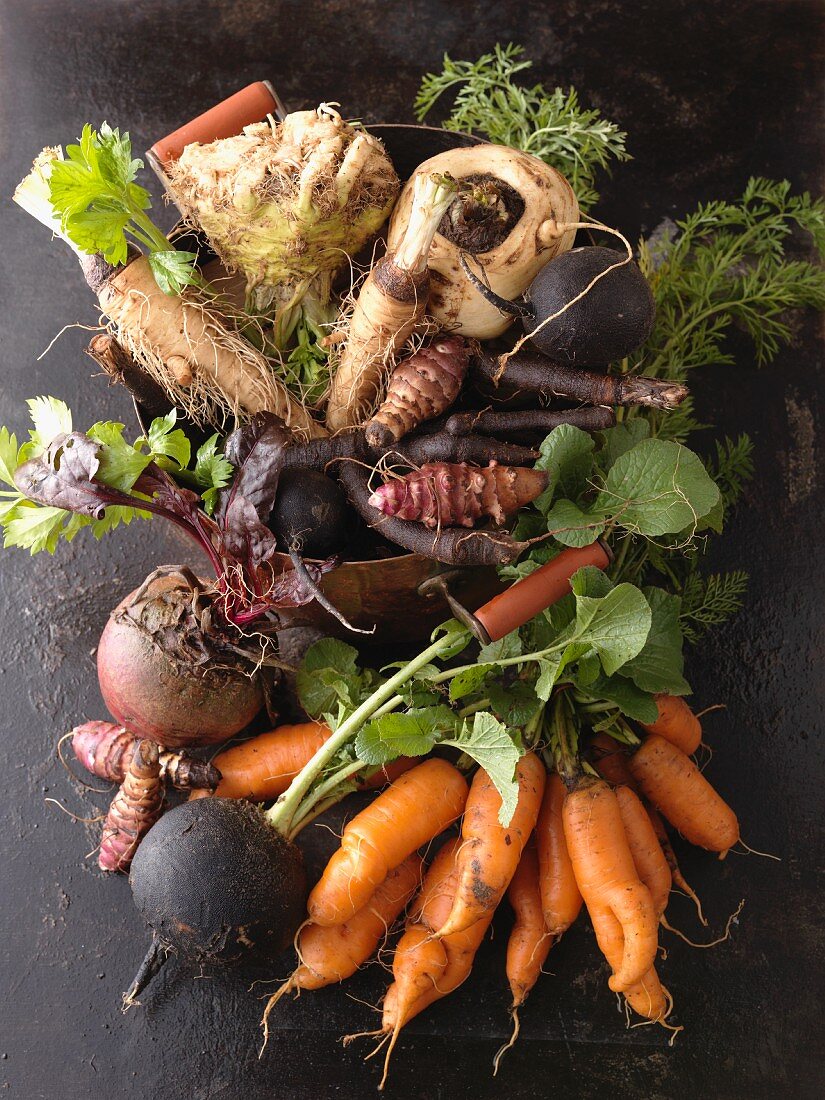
[1,2,823,1098]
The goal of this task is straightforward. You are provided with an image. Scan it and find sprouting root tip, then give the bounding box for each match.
[379,1026,401,1090]
[660,899,745,949]
[492,1007,521,1075]
[260,978,295,1056]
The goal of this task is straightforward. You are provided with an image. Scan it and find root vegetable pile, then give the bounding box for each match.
[3,37,825,1094]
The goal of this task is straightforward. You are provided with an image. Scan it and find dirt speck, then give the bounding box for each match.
[783,391,817,504]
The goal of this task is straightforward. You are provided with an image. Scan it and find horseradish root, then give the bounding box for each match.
[326,172,458,431]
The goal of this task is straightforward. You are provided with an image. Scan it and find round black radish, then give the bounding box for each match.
[268,467,351,559]
[129,799,306,967]
[523,246,655,366]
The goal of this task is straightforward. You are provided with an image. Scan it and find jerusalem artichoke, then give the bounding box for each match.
[364,336,469,448]
[367,462,548,529]
[98,740,164,873]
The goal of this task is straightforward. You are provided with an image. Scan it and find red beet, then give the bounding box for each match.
[98,571,264,749]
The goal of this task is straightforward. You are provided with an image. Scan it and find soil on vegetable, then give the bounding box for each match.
[438,173,525,253]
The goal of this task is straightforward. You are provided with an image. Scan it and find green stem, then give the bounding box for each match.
[287,787,356,842]
[552,693,580,787]
[288,759,364,838]
[265,628,469,836]
[429,640,566,686]
[370,693,407,721]
[456,697,491,718]
[131,210,176,256]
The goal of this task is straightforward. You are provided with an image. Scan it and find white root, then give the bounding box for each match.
[386,144,579,339]
[99,256,326,437]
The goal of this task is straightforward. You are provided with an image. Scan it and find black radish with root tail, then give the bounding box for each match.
[121,546,611,1007]
[461,241,655,368]
[125,799,307,1007]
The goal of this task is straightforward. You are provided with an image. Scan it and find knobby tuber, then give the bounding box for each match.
[99,740,164,873]
[364,336,469,448]
[445,407,615,438]
[337,461,528,566]
[71,720,220,791]
[471,346,688,410]
[367,462,548,529]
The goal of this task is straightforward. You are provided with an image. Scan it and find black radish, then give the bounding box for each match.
[125,799,306,1006]
[268,468,351,559]
[462,245,655,367]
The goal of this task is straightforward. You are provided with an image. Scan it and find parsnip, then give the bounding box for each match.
[386,144,578,339]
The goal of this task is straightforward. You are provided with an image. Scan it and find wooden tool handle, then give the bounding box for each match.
[473,541,611,642]
[148,80,285,169]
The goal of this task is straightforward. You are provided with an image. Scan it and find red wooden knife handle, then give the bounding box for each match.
[474,541,611,642]
[148,80,285,169]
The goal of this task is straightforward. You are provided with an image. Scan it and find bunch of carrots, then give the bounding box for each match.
[175,692,741,1087]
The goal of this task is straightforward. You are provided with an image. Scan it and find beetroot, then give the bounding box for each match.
[98,571,264,749]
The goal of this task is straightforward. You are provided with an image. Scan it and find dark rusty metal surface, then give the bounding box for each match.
[0,2,823,1098]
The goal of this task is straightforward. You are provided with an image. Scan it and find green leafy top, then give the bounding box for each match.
[44,125,198,295]
[634,178,825,443]
[415,43,629,209]
[0,399,230,553]
[293,556,692,823]
[515,423,720,551]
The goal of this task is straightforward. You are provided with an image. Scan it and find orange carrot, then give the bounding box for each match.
[294,856,421,989]
[505,839,552,1008]
[193,722,330,801]
[590,732,636,788]
[641,695,702,755]
[535,772,582,937]
[563,775,659,992]
[262,854,422,1037]
[307,758,468,926]
[378,837,496,1088]
[629,734,739,855]
[389,839,460,1026]
[645,803,707,925]
[434,753,546,940]
[190,724,412,803]
[615,785,672,918]
[588,902,669,1022]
